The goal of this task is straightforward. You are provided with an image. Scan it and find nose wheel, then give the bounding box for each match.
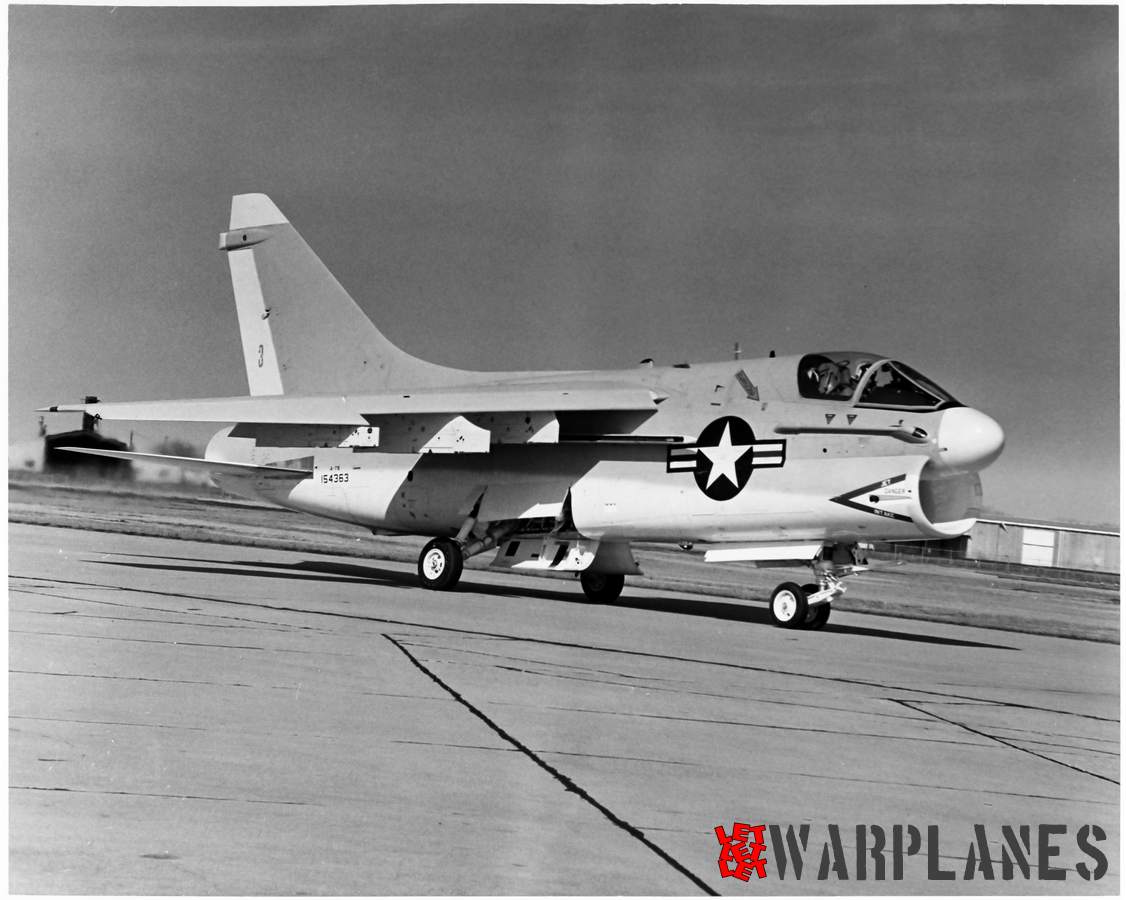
[768,582,834,629]
[770,574,846,630]
[769,582,807,628]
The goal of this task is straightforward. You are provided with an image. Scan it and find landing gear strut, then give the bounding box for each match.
[418,538,464,590]
[768,544,865,629]
[801,584,832,630]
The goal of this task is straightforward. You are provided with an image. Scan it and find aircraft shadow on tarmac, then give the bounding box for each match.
[608,594,1017,650]
[96,555,415,590]
[99,553,1016,651]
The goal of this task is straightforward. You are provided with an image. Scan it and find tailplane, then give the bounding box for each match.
[220,193,464,396]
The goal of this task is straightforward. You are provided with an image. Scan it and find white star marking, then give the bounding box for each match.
[698,422,753,489]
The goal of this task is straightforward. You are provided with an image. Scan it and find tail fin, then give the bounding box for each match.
[220,193,464,396]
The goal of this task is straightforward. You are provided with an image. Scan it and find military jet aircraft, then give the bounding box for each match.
[45,193,1005,629]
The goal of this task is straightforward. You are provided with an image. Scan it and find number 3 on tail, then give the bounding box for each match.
[257,344,264,367]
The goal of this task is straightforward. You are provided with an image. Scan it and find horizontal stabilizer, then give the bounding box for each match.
[54,447,312,479]
[41,381,662,425]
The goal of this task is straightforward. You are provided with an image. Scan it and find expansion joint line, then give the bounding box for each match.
[384,634,719,896]
[890,698,1118,786]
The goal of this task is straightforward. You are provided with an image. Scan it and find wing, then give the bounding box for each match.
[41,381,665,425]
[54,447,312,479]
[42,381,677,453]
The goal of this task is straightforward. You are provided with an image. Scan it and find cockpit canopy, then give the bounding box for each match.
[798,352,960,410]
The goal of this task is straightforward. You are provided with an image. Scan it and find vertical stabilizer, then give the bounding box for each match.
[220,193,464,396]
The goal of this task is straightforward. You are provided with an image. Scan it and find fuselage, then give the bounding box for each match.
[207,350,1004,547]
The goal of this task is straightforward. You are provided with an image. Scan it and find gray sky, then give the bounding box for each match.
[8,4,1119,527]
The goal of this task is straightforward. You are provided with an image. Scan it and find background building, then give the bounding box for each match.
[966,518,1119,574]
[874,518,1120,576]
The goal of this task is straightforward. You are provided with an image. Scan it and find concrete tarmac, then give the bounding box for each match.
[9,523,1119,894]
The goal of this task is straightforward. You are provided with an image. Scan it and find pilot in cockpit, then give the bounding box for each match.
[810,359,854,398]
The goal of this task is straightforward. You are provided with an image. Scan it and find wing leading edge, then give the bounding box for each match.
[40,381,664,425]
[54,447,312,479]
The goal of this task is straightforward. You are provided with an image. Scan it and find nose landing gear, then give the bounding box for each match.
[768,544,866,629]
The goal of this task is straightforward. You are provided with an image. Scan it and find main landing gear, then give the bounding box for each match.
[416,535,630,603]
[579,571,624,603]
[768,544,866,630]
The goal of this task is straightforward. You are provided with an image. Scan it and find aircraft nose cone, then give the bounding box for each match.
[935,407,1005,471]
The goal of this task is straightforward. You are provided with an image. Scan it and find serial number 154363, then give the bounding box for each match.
[320,472,350,484]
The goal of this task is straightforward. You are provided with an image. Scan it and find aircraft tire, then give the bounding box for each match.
[580,571,624,603]
[769,582,808,629]
[800,584,832,629]
[804,603,832,629]
[418,538,463,591]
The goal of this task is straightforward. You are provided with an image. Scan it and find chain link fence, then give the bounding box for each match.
[868,540,1120,589]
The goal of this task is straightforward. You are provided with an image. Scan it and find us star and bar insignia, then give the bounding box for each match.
[667,416,786,501]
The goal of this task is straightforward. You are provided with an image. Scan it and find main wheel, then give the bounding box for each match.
[580,571,624,603]
[769,582,808,629]
[418,538,464,591]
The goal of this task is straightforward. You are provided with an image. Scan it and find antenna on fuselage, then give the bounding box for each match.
[733,342,742,360]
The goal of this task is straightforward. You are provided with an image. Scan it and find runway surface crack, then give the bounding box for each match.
[521,703,989,748]
[10,628,269,652]
[10,669,253,689]
[779,769,1116,805]
[384,634,719,896]
[891,699,1118,785]
[12,785,310,805]
[391,739,516,754]
[13,714,208,732]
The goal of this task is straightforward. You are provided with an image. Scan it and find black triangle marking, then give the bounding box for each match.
[829,474,914,523]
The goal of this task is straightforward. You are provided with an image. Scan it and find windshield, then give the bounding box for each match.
[857,360,958,409]
[798,352,959,410]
